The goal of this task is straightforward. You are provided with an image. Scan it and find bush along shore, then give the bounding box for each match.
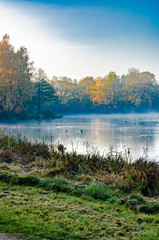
[0,132,159,239]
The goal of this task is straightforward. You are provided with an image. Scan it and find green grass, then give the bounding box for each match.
[0,171,158,215]
[0,181,159,240]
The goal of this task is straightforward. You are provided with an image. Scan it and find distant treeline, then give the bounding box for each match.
[50,71,159,114]
[0,34,159,119]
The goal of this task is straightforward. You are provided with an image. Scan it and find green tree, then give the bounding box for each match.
[34,69,58,117]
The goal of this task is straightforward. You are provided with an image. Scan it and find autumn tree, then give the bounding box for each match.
[0,34,19,113]
[91,77,108,106]
[105,72,122,107]
[90,72,122,109]
[0,35,33,118]
[79,76,95,109]
[125,69,158,109]
[14,46,34,114]
[51,76,76,104]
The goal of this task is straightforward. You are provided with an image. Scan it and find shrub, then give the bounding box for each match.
[0,150,14,163]
[131,158,159,196]
[85,183,114,200]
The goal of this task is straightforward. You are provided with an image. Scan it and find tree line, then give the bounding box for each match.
[50,70,159,114]
[0,34,159,119]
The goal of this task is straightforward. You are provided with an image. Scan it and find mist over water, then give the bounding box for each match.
[0,113,159,161]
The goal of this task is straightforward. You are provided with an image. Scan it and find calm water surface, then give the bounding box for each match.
[0,114,159,160]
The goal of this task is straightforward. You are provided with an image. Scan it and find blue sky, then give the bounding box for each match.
[0,0,159,80]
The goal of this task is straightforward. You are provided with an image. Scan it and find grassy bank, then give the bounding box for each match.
[0,171,159,215]
[0,132,159,239]
[0,131,158,196]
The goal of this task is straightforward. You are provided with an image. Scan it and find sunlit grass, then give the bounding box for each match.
[0,181,159,240]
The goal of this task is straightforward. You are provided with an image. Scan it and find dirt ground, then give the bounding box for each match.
[0,233,19,240]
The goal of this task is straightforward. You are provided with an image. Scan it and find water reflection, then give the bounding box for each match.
[0,113,159,160]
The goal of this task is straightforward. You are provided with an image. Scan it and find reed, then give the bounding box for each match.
[0,131,158,197]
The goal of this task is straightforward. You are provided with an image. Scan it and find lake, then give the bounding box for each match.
[0,113,159,161]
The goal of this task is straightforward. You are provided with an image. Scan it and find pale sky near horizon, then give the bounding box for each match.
[0,0,159,80]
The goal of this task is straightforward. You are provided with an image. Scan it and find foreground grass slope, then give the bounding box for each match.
[0,181,159,240]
